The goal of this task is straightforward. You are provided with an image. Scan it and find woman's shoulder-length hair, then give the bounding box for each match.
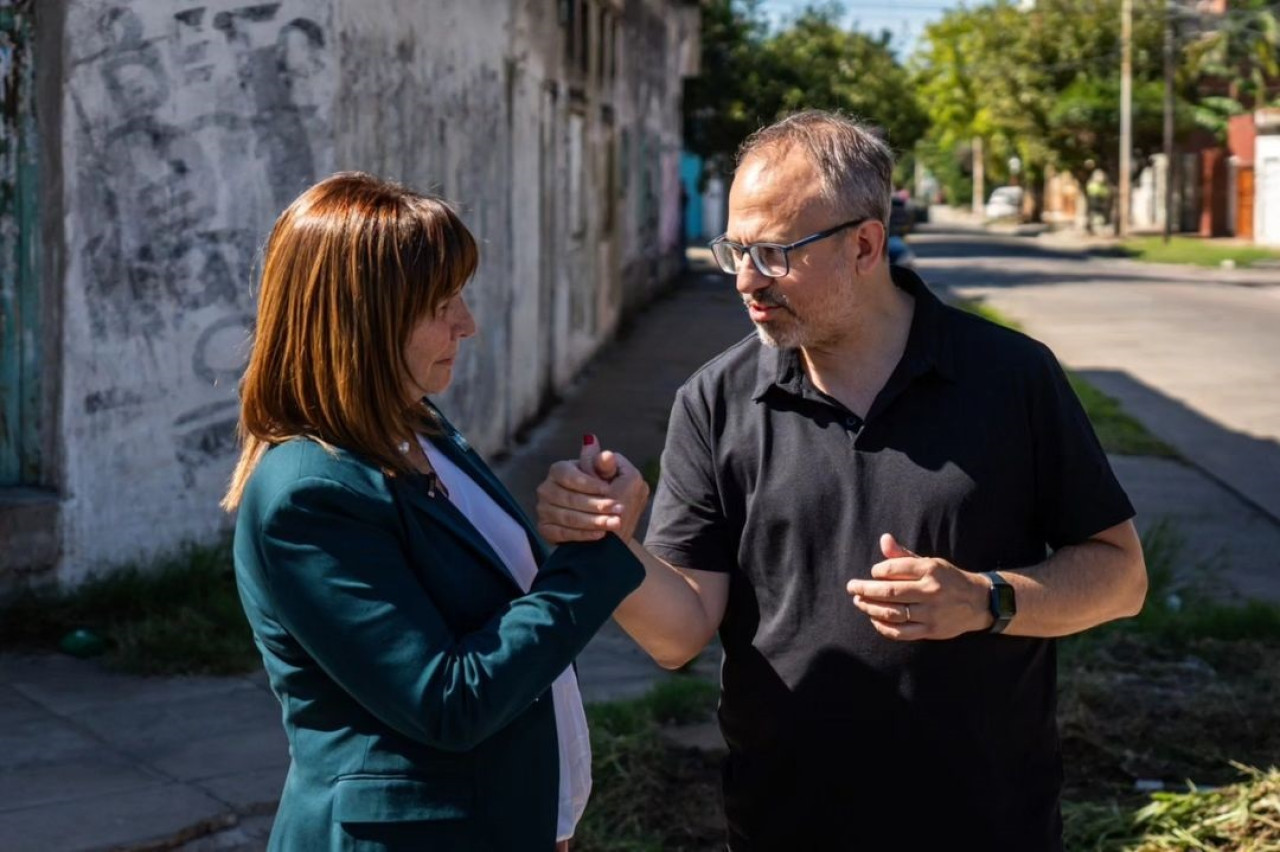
[222,171,477,511]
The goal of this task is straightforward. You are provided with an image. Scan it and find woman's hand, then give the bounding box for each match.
[536,436,651,544]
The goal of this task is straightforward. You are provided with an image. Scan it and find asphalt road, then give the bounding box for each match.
[911,225,1280,598]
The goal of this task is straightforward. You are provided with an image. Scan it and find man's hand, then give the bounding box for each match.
[535,435,650,544]
[845,533,993,640]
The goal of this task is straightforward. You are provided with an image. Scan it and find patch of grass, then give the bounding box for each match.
[1067,520,1280,657]
[958,298,1179,458]
[577,677,722,852]
[1063,765,1280,851]
[0,540,258,676]
[960,298,1022,330]
[641,457,662,491]
[1119,235,1280,269]
[1057,518,1280,846]
[639,676,719,725]
[579,519,1280,849]
[1065,374,1180,459]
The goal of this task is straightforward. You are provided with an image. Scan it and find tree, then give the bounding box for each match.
[1182,0,1280,139]
[1049,77,1170,187]
[1191,0,1280,111]
[754,8,928,160]
[911,0,1175,217]
[683,0,771,169]
[684,2,927,173]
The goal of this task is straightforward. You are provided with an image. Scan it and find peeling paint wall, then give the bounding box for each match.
[29,0,696,583]
[57,0,336,580]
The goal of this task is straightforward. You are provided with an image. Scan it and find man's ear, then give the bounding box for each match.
[853,221,886,274]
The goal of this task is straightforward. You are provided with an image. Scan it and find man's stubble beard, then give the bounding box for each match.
[753,319,802,350]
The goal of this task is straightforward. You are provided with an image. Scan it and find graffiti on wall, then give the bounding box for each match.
[68,1,333,485]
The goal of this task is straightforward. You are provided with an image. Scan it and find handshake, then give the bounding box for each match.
[535,434,651,545]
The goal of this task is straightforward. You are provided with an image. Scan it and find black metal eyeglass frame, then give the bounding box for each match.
[708,217,870,278]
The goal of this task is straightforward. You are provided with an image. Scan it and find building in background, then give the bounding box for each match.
[1251,109,1280,246]
[0,0,700,587]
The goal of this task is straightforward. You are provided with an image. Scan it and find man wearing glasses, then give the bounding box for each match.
[537,110,1147,850]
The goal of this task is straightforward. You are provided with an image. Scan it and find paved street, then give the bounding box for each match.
[916,223,1280,598]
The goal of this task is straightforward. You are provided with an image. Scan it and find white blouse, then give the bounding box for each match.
[418,436,592,842]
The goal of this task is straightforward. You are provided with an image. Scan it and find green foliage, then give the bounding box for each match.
[909,0,1227,207]
[1063,765,1280,850]
[1192,95,1247,138]
[1049,77,1172,184]
[577,678,721,852]
[958,297,1022,329]
[1191,0,1280,113]
[642,676,720,726]
[1057,519,1280,849]
[683,0,772,167]
[0,540,258,676]
[641,457,661,491]
[1064,518,1280,663]
[1119,235,1280,268]
[684,1,926,169]
[754,8,927,156]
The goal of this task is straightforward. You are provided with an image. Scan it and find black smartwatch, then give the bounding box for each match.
[982,571,1016,634]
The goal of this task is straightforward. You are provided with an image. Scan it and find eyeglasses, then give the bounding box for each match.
[709,218,869,278]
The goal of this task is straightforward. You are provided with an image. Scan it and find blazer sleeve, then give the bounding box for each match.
[254,474,644,752]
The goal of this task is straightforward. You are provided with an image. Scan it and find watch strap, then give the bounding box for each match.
[983,570,1015,634]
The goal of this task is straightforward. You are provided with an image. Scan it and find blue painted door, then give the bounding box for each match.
[0,0,40,486]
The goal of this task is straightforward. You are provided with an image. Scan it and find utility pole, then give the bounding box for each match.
[972,136,985,218]
[1163,0,1176,243]
[1119,0,1133,236]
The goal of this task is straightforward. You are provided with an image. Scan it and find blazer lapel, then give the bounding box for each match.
[424,404,552,564]
[394,474,526,592]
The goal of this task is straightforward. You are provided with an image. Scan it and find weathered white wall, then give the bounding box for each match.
[1254,134,1280,246]
[58,0,337,581]
[331,0,519,454]
[614,0,697,307]
[42,0,696,583]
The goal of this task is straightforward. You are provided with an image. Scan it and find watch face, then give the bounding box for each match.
[994,583,1017,616]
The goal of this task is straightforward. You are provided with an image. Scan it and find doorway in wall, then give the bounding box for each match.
[0,0,41,487]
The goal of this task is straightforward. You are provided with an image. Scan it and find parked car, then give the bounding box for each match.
[889,195,914,237]
[984,186,1023,220]
[887,235,916,269]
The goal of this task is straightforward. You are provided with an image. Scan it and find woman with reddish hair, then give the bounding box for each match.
[224,172,646,851]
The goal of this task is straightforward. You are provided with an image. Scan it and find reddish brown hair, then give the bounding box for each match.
[222,172,477,510]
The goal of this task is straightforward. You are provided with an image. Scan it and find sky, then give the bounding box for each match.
[757,0,963,58]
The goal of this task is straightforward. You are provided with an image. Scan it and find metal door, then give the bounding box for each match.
[0,0,40,486]
[1238,165,1255,241]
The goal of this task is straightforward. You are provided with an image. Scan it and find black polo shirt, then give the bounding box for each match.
[645,267,1134,851]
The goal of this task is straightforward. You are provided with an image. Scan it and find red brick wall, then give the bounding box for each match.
[1228,114,1257,164]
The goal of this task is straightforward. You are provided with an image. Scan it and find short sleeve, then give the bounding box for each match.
[644,383,737,572]
[1027,342,1135,550]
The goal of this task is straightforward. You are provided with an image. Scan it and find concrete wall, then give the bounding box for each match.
[9,0,697,585]
[1255,133,1280,247]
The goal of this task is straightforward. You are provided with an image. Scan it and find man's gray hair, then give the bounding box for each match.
[737,110,895,226]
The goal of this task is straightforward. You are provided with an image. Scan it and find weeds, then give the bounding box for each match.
[0,539,257,675]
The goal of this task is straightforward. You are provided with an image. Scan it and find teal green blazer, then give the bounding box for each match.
[233,411,644,851]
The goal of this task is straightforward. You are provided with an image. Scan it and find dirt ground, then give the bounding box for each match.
[584,631,1280,851]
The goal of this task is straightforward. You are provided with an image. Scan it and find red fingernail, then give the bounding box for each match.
[583,434,595,446]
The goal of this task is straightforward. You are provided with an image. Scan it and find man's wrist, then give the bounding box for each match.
[970,572,996,632]
[981,570,1017,634]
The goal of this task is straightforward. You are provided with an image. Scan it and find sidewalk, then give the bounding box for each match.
[3,248,1277,850]
[927,204,1280,288]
